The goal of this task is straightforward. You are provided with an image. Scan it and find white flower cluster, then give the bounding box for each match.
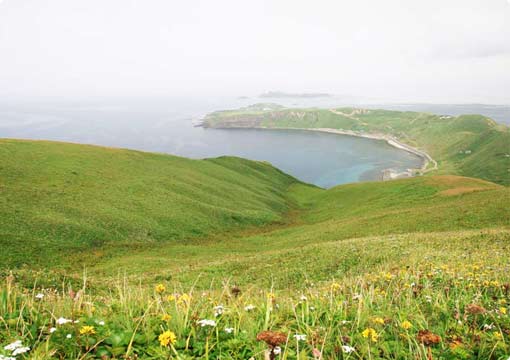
[293,334,306,341]
[3,340,30,357]
[342,345,355,353]
[213,305,225,317]
[197,319,216,327]
[56,317,73,325]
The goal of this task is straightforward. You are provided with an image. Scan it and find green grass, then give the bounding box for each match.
[1,139,509,358]
[0,139,300,268]
[204,106,510,185]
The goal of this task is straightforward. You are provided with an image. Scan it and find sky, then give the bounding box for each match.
[0,0,509,103]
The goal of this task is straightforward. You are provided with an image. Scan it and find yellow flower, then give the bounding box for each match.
[372,317,385,325]
[500,307,507,315]
[79,326,96,335]
[177,293,191,306]
[161,314,172,322]
[159,330,177,347]
[362,328,378,342]
[155,284,166,294]
[493,331,503,341]
[330,282,341,291]
[401,321,412,330]
[167,295,176,302]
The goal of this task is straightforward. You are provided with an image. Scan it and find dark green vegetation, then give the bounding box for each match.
[204,105,510,185]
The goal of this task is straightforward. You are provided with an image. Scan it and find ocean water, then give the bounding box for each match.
[2,97,505,188]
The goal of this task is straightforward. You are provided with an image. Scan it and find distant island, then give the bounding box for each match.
[202,104,510,185]
[259,91,333,98]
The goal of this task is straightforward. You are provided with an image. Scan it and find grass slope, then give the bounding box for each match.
[89,176,509,287]
[204,106,510,185]
[0,139,300,268]
[1,140,509,359]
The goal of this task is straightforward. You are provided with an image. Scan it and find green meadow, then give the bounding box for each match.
[1,114,509,359]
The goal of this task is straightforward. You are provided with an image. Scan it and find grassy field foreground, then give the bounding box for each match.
[1,139,509,359]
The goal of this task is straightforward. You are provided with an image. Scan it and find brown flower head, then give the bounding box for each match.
[231,286,242,297]
[417,330,441,346]
[256,330,287,348]
[465,304,486,315]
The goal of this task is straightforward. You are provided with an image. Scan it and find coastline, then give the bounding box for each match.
[204,124,438,180]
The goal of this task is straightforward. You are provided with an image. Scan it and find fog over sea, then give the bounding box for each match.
[1,97,508,188]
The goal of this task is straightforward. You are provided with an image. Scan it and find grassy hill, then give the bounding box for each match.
[204,106,510,185]
[1,139,509,359]
[0,139,299,268]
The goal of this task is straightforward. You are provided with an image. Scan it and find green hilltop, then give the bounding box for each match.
[204,106,510,185]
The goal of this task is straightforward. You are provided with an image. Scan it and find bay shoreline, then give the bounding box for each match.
[204,124,438,180]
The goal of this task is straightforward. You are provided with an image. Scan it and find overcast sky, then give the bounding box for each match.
[0,0,509,103]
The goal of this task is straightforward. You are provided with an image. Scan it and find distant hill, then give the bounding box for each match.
[203,106,510,185]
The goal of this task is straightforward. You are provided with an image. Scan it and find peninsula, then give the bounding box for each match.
[202,104,509,185]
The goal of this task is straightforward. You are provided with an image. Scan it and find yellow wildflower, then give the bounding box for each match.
[362,328,378,342]
[79,326,96,335]
[372,317,385,325]
[167,295,176,302]
[330,282,341,291]
[493,331,503,341]
[155,284,166,294]
[159,330,177,347]
[500,307,507,315]
[401,321,412,330]
[161,314,172,322]
[177,293,191,306]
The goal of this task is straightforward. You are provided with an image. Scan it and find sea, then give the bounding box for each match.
[0,96,508,188]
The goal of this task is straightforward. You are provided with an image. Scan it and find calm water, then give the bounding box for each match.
[1,97,506,188]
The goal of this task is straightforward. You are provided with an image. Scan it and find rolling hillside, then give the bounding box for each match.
[204,105,510,185]
[1,139,509,359]
[0,139,300,268]
[1,139,508,283]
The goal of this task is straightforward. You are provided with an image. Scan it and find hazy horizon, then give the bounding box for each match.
[1,0,509,104]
